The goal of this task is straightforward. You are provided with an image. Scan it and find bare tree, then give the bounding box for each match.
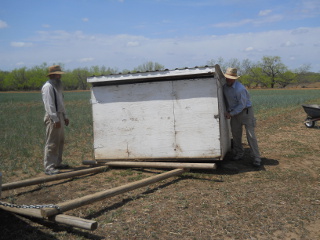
[295,64,311,84]
[207,57,226,71]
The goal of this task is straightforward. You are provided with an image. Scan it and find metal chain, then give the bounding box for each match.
[0,201,60,209]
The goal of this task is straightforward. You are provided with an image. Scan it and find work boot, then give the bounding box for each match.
[253,158,261,167]
[45,168,60,175]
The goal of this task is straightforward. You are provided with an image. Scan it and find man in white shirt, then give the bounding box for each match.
[41,65,70,175]
[223,67,261,167]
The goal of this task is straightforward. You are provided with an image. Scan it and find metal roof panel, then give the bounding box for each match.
[87,66,215,85]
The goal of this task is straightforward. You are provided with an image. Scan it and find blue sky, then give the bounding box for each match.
[1,0,320,72]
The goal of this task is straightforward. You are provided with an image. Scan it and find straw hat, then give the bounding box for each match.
[47,65,65,76]
[224,67,240,79]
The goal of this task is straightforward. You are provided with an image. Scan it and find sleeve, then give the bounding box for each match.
[229,88,248,116]
[61,94,68,120]
[42,84,60,122]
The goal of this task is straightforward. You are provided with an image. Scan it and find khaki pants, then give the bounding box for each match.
[44,113,65,171]
[230,107,260,159]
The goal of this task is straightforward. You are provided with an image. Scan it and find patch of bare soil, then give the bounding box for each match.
[1,107,319,240]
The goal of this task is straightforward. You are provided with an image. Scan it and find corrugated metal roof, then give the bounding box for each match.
[87,66,216,86]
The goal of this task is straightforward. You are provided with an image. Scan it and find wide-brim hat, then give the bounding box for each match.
[47,65,65,76]
[224,67,240,79]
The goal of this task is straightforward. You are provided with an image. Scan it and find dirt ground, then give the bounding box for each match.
[1,107,319,240]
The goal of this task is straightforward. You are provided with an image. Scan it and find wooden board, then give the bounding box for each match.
[215,64,231,157]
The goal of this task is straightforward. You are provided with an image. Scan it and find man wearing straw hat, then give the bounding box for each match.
[41,65,70,175]
[223,67,261,167]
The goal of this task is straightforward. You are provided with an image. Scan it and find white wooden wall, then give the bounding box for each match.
[91,77,227,160]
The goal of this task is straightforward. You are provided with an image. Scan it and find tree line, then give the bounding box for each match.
[0,56,318,91]
[208,56,318,88]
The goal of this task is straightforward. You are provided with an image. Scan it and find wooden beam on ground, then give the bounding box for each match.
[0,205,98,230]
[82,160,217,170]
[52,214,98,231]
[82,160,105,166]
[2,166,107,191]
[41,168,187,218]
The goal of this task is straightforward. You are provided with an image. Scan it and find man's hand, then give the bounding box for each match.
[65,118,69,126]
[225,112,232,119]
[54,122,61,128]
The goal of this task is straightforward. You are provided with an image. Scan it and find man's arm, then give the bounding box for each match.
[228,88,248,117]
[42,84,60,123]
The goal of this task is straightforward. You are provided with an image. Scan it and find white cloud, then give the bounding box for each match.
[42,24,50,28]
[2,27,320,72]
[281,41,296,47]
[256,14,284,25]
[0,20,8,28]
[10,42,33,47]
[291,27,309,35]
[214,14,283,28]
[259,9,272,16]
[78,57,94,62]
[213,19,252,28]
[82,18,89,22]
[34,30,88,42]
[299,0,320,17]
[127,41,140,47]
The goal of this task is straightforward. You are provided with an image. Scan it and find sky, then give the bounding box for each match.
[0,0,320,72]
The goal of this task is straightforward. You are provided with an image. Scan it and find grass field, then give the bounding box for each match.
[0,91,93,181]
[250,89,320,117]
[0,89,320,240]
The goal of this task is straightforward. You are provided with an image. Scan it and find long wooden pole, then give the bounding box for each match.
[2,166,107,191]
[0,205,98,230]
[82,161,217,170]
[41,168,187,218]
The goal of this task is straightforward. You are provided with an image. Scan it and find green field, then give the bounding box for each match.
[0,89,320,182]
[0,91,93,182]
[250,89,320,117]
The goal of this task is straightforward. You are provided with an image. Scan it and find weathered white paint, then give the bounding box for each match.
[88,67,231,161]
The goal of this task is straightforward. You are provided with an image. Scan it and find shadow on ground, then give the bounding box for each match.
[215,148,279,174]
[0,210,57,240]
[0,209,104,240]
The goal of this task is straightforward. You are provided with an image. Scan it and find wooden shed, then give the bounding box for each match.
[87,66,231,163]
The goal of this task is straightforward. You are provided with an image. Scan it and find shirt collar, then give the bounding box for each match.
[226,81,237,88]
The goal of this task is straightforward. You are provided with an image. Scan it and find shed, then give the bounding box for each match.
[87,65,231,162]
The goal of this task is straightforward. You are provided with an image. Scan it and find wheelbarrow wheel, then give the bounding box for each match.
[304,118,315,128]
